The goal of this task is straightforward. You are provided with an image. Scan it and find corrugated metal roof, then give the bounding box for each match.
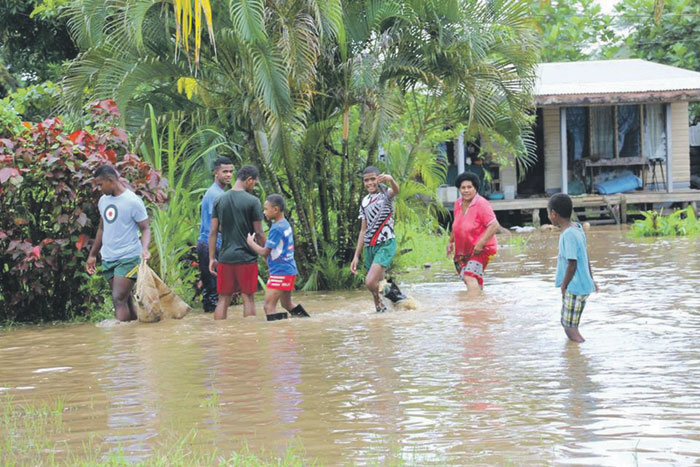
[535,59,700,97]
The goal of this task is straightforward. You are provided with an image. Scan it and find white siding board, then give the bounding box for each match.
[670,101,690,185]
[543,107,562,191]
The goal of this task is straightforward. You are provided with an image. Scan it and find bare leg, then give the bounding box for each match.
[365,263,386,310]
[462,275,483,294]
[242,293,256,317]
[280,291,296,312]
[564,326,585,343]
[263,288,283,316]
[127,294,138,321]
[110,276,137,322]
[214,294,233,320]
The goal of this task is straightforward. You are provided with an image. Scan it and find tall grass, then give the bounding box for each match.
[392,224,451,271]
[139,105,237,303]
[301,245,364,291]
[630,206,700,237]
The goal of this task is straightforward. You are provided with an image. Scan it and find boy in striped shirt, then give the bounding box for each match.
[350,166,400,313]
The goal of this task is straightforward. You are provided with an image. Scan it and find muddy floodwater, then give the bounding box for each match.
[2,227,700,465]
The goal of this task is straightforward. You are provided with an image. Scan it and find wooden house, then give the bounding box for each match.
[442,59,700,223]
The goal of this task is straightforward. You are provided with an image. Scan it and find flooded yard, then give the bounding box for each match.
[1,227,699,465]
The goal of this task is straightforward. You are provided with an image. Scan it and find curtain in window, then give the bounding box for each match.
[566,107,588,162]
[644,104,667,160]
[618,105,641,157]
[591,106,614,158]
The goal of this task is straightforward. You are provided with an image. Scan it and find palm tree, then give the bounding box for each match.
[61,0,539,274]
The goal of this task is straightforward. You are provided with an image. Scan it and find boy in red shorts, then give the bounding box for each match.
[247,194,309,321]
[209,165,265,319]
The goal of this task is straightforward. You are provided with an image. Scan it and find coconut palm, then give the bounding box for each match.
[61,0,538,273]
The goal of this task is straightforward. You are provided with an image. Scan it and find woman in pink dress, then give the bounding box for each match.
[446,172,500,291]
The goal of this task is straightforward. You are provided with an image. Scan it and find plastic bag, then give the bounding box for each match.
[133,261,191,323]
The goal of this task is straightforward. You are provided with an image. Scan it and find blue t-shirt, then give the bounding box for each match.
[198,183,225,245]
[98,189,148,262]
[555,223,595,296]
[265,219,298,276]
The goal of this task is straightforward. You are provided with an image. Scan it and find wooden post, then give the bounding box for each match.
[620,195,627,224]
[532,209,541,227]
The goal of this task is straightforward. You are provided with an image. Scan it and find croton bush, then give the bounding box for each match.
[0,100,167,323]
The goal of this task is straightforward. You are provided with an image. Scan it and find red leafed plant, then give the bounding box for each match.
[0,100,167,323]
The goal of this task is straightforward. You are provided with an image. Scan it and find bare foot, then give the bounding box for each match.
[564,326,585,343]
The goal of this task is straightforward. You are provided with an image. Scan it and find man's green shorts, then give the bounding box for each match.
[364,238,397,270]
[102,256,140,281]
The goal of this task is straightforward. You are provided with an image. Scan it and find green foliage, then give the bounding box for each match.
[61,0,540,281]
[2,81,61,122]
[504,233,533,248]
[0,0,77,92]
[532,0,619,62]
[392,223,451,271]
[630,206,700,237]
[0,101,23,138]
[1,396,312,466]
[0,100,166,323]
[140,105,234,304]
[301,245,364,292]
[615,0,700,122]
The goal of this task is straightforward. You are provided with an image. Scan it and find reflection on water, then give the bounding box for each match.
[1,227,699,464]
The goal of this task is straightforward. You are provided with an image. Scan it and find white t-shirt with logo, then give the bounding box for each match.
[98,189,148,261]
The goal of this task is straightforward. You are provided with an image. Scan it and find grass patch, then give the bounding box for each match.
[502,233,533,249]
[630,205,700,237]
[0,396,313,466]
[393,225,450,271]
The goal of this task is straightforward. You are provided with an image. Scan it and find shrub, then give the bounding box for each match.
[630,206,700,237]
[0,100,166,323]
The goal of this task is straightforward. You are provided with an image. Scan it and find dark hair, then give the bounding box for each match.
[548,193,573,218]
[213,156,233,171]
[94,165,119,180]
[266,194,286,212]
[237,165,259,181]
[455,171,480,191]
[363,166,380,176]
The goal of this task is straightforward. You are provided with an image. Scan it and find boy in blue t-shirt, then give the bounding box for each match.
[547,194,597,343]
[246,194,309,321]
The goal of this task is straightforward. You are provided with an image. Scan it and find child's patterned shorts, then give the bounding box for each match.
[561,292,589,328]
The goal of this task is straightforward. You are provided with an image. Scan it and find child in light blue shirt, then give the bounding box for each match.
[548,194,597,343]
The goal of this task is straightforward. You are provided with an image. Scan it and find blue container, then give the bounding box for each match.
[594,175,641,194]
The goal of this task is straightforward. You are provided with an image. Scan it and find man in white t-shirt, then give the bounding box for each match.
[86,165,151,321]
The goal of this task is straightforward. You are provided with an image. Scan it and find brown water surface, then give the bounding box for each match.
[2,227,699,465]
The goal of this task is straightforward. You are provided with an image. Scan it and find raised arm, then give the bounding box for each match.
[378,173,400,198]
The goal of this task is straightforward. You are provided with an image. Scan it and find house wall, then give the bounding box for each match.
[500,158,517,196]
[670,101,690,189]
[543,106,562,191]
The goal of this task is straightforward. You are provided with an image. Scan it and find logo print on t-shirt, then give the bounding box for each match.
[104,204,118,224]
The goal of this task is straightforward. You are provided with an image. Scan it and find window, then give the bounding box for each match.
[590,106,615,158]
[644,104,667,160]
[617,105,641,157]
[566,107,589,164]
